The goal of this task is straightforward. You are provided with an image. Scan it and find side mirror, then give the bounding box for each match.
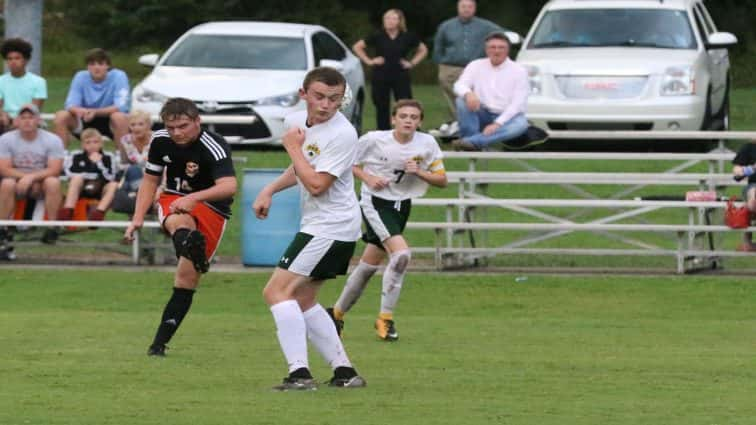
[138,54,159,67]
[319,59,344,71]
[706,32,738,49]
[505,31,522,46]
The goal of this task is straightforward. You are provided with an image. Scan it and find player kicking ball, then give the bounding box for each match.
[253,67,366,391]
[124,98,237,357]
[328,99,447,341]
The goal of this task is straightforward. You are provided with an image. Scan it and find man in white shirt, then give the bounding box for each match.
[252,67,366,391]
[451,31,530,151]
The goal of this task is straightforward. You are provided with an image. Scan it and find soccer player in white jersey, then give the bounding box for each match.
[329,99,447,341]
[252,67,366,390]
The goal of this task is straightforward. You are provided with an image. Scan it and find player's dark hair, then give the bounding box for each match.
[392,99,424,120]
[160,97,200,122]
[1,38,32,60]
[302,67,346,92]
[84,48,111,66]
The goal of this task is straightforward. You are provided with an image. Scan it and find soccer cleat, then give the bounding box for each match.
[88,209,106,221]
[181,230,209,273]
[375,318,399,341]
[328,375,367,388]
[272,377,318,391]
[147,344,167,357]
[57,208,74,221]
[326,307,344,337]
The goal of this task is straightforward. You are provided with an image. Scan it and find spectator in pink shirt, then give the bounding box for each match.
[451,32,531,151]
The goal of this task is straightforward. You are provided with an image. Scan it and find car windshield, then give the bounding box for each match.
[529,9,697,49]
[162,34,307,70]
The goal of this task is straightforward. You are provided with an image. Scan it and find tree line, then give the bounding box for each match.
[42,0,756,85]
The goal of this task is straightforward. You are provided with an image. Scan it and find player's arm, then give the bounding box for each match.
[0,157,26,179]
[405,158,447,188]
[353,165,390,190]
[283,128,336,196]
[124,172,160,241]
[253,165,298,219]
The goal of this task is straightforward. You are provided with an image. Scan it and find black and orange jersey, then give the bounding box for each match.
[145,129,235,217]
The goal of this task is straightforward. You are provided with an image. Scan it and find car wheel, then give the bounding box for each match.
[350,92,364,134]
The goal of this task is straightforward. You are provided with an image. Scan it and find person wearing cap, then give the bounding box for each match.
[451,31,529,151]
[53,48,130,148]
[0,38,47,134]
[433,0,501,119]
[0,103,65,255]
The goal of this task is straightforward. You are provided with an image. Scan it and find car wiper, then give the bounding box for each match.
[533,40,588,48]
[596,41,678,49]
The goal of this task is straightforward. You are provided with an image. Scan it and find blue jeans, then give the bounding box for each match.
[456,97,528,149]
[122,165,144,192]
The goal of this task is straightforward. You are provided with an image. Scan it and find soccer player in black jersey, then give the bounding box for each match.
[124,97,237,357]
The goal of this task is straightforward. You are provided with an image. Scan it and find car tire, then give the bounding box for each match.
[350,92,364,134]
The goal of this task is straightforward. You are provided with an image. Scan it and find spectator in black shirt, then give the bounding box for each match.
[352,9,428,130]
[59,128,118,221]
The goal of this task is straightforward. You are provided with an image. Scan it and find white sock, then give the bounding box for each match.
[303,304,352,369]
[380,249,411,315]
[334,261,380,314]
[270,300,309,373]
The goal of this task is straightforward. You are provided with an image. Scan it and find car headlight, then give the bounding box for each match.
[256,92,300,107]
[525,65,542,95]
[135,87,168,104]
[661,66,695,96]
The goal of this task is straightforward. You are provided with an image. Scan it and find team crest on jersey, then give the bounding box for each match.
[412,155,424,163]
[185,161,199,177]
[304,144,320,158]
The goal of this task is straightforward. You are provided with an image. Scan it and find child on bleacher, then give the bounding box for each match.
[59,128,118,221]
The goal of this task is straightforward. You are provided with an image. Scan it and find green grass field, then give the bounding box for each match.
[1,269,755,425]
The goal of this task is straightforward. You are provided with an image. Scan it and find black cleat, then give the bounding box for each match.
[147,344,167,357]
[328,367,366,388]
[326,307,344,337]
[181,230,209,273]
[272,376,318,391]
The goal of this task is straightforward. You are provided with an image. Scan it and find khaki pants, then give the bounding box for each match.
[438,64,465,119]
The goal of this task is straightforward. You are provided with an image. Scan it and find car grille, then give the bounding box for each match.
[194,102,272,140]
[554,75,648,99]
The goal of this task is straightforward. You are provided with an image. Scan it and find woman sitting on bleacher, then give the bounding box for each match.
[112,110,152,214]
[58,128,118,221]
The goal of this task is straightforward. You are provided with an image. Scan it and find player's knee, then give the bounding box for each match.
[171,228,192,257]
[390,249,411,273]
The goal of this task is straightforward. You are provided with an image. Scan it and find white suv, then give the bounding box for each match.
[517,0,737,132]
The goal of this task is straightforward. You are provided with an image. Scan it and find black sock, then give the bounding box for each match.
[152,287,195,347]
[289,367,313,379]
[333,366,357,379]
[171,228,191,259]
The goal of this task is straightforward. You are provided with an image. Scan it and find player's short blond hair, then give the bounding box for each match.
[80,128,103,142]
[128,109,152,126]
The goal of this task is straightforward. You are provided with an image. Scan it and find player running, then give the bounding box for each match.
[329,99,447,341]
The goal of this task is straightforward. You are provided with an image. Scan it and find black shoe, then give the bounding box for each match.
[328,367,367,388]
[0,246,17,261]
[147,344,167,357]
[326,307,344,337]
[272,376,318,391]
[181,230,209,273]
[41,228,59,245]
